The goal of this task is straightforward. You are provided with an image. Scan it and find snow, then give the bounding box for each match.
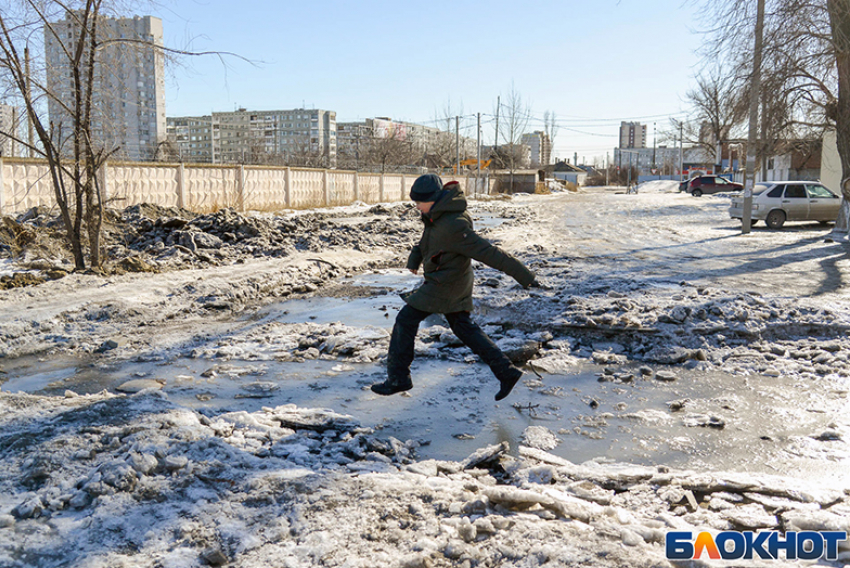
[1,185,850,566]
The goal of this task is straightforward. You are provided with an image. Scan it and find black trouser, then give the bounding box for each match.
[387,304,514,382]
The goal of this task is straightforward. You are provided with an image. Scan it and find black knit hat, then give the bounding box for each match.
[410,174,443,202]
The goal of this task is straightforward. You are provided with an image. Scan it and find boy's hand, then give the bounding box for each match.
[410,269,418,275]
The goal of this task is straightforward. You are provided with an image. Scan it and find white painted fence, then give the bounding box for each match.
[0,158,491,216]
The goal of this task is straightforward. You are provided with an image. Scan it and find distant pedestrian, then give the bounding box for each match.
[371,174,539,401]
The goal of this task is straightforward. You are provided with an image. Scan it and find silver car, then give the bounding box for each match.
[729,181,842,229]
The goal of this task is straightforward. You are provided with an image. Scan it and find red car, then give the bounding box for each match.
[686,175,743,197]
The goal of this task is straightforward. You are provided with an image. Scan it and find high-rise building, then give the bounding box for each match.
[45,12,166,161]
[0,104,17,157]
[619,121,647,149]
[520,131,552,166]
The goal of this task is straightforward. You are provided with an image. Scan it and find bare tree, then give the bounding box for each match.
[698,0,850,233]
[363,122,419,173]
[0,1,120,270]
[686,65,749,165]
[498,83,531,191]
[1,1,249,269]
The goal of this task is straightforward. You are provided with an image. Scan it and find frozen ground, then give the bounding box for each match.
[1,182,849,567]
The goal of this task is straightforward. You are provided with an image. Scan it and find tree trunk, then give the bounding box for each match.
[828,0,850,234]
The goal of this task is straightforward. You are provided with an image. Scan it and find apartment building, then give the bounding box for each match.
[619,121,647,149]
[337,117,477,169]
[45,12,166,161]
[520,131,552,167]
[168,108,337,166]
[165,116,213,162]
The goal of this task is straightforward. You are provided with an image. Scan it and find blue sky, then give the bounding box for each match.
[158,0,704,164]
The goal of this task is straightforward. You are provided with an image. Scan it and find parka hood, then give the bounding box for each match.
[427,181,467,220]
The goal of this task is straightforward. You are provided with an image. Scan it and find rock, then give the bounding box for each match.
[127,452,159,475]
[100,461,138,491]
[0,272,46,290]
[115,378,165,393]
[201,548,229,566]
[163,455,189,471]
[118,256,156,273]
[193,232,224,249]
[12,497,44,519]
[97,338,127,353]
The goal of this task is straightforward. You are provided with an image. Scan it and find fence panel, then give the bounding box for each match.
[328,171,356,206]
[109,164,179,209]
[289,169,324,209]
[1,160,55,215]
[383,175,403,203]
[243,167,288,211]
[184,166,239,212]
[357,174,381,204]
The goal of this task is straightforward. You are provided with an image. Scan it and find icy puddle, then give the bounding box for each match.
[1,270,848,483]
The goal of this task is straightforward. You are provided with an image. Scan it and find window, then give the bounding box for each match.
[767,185,784,198]
[807,184,836,198]
[784,185,806,198]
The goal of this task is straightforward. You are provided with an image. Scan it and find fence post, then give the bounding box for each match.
[0,157,5,216]
[353,171,359,202]
[379,173,385,202]
[284,167,291,208]
[177,163,186,209]
[238,164,246,211]
[323,169,329,206]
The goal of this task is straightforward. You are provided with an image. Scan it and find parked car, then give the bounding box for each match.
[678,178,696,192]
[686,175,744,197]
[728,181,842,229]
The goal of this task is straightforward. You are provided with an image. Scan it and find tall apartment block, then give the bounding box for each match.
[0,104,17,157]
[167,108,337,166]
[45,12,166,161]
[619,121,647,149]
[520,131,552,167]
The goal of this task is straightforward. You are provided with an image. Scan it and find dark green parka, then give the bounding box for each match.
[404,182,535,314]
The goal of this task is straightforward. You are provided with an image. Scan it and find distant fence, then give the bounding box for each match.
[0,157,495,216]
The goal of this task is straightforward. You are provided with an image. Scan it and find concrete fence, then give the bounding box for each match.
[0,157,494,216]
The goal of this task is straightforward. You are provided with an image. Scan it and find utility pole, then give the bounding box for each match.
[652,122,657,178]
[494,96,500,148]
[742,0,765,235]
[476,112,481,194]
[606,152,609,186]
[678,122,684,182]
[455,116,460,176]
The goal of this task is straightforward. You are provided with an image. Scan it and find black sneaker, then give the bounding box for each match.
[370,378,413,396]
[495,367,523,401]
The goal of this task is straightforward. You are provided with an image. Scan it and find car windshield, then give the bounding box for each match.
[752,184,770,195]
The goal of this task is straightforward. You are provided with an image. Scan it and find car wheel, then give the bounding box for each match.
[692,189,703,197]
[750,219,758,226]
[765,210,786,229]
